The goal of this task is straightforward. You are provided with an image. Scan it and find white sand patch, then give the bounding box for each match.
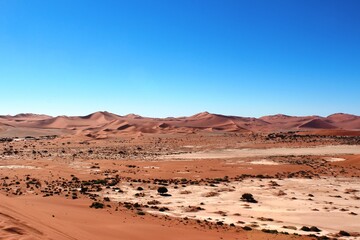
[69,162,91,169]
[0,165,39,169]
[103,177,360,238]
[69,162,100,173]
[163,145,360,159]
[324,157,346,162]
[249,159,280,165]
[225,160,244,165]
[143,166,160,169]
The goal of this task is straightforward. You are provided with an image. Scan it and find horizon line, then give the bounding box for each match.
[0,110,358,119]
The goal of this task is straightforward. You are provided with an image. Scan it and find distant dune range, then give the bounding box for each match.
[0,112,359,138]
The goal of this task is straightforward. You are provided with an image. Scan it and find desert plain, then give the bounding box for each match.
[0,111,360,240]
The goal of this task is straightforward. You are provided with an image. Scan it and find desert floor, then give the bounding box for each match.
[0,132,359,239]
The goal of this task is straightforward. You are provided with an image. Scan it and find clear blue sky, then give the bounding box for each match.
[0,0,359,117]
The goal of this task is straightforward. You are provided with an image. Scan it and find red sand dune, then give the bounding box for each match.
[330,118,360,130]
[181,112,265,132]
[81,111,120,122]
[124,113,143,119]
[298,118,337,129]
[326,113,360,130]
[38,116,75,129]
[259,114,293,122]
[260,114,317,131]
[0,111,359,138]
[12,113,52,120]
[327,113,359,122]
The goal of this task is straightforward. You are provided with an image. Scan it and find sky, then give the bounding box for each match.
[0,0,359,118]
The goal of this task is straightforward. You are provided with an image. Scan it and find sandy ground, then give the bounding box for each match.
[0,195,254,240]
[103,177,360,238]
[1,132,360,239]
[0,194,311,240]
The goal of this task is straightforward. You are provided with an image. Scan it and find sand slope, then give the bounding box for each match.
[298,119,337,129]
